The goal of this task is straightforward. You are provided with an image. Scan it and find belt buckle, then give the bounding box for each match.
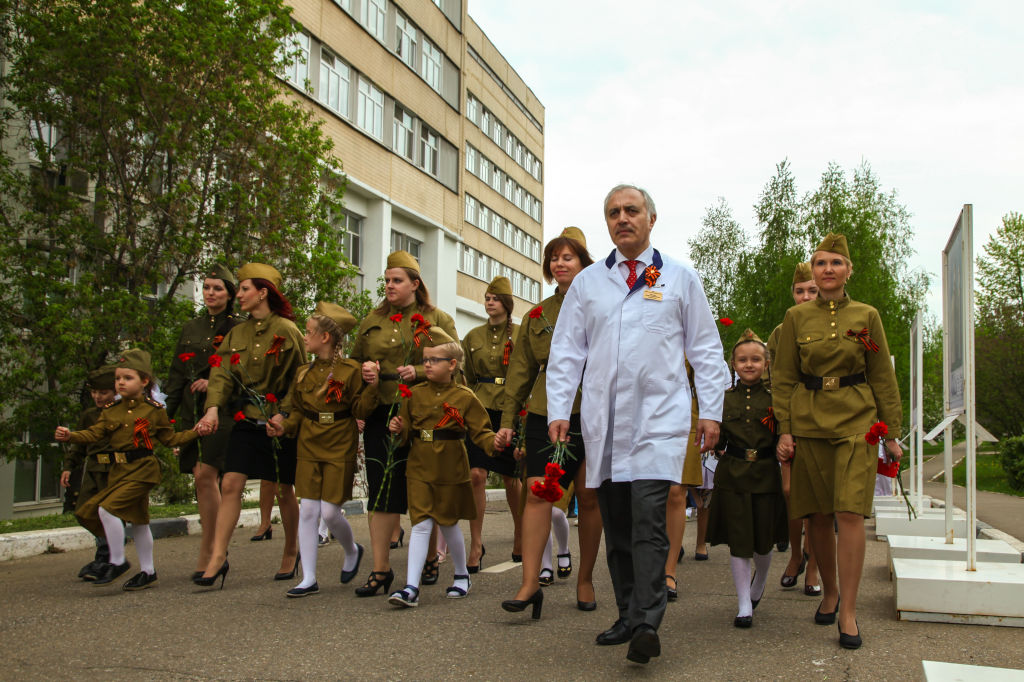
[494,377,505,385]
[745,449,758,462]
[420,429,434,442]
[822,376,839,390]
[114,452,127,464]
[318,412,334,425]
[96,454,110,464]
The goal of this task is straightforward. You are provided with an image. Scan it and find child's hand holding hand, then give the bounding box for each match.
[54,426,71,442]
[388,416,403,433]
[362,361,380,385]
[60,471,71,488]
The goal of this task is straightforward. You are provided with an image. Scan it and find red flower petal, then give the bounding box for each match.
[178,352,195,363]
[230,353,241,365]
[208,355,222,367]
[389,313,403,323]
[233,411,245,422]
[528,306,544,319]
[265,393,277,403]
[719,317,734,326]
[398,384,412,399]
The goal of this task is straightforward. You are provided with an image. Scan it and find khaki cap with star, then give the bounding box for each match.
[387,250,420,274]
[86,365,117,391]
[814,233,850,261]
[237,262,283,291]
[559,226,587,249]
[315,301,357,336]
[486,276,512,296]
[792,261,813,286]
[116,348,153,377]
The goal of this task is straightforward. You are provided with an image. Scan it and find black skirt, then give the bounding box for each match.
[363,403,409,514]
[525,412,585,487]
[224,420,297,485]
[466,408,518,478]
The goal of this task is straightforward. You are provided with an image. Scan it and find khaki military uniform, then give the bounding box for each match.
[462,320,519,476]
[679,361,704,487]
[394,380,496,526]
[772,295,902,517]
[62,406,113,515]
[706,381,787,557]
[70,397,198,537]
[165,308,240,471]
[350,303,459,513]
[280,357,377,504]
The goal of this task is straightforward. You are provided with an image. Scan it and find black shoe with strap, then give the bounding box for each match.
[355,569,394,597]
[502,589,543,619]
[122,571,158,591]
[422,554,441,585]
[93,561,131,586]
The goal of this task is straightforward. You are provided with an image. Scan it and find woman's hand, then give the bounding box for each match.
[189,378,209,393]
[266,414,285,438]
[361,361,379,384]
[776,433,795,463]
[60,471,71,488]
[54,426,71,442]
[396,365,417,382]
[496,428,515,449]
[196,406,219,436]
[388,416,403,433]
[884,439,903,463]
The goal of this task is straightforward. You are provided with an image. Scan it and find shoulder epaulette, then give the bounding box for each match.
[145,396,165,408]
[101,398,121,409]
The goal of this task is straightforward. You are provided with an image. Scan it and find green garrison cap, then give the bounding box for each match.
[814,233,850,261]
[237,263,283,291]
[314,301,357,336]
[86,365,116,391]
[418,325,455,348]
[733,328,765,352]
[792,261,813,286]
[559,226,587,249]
[387,250,420,275]
[116,348,153,377]
[486,276,512,296]
[207,262,238,288]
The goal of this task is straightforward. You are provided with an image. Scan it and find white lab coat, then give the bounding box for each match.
[547,247,729,488]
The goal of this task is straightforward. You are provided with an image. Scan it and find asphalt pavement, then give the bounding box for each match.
[3,498,1024,681]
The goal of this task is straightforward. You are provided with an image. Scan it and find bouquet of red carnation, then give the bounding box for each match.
[865,421,888,445]
[531,462,565,503]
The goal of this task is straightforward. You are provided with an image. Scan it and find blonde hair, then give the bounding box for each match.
[428,341,463,369]
[310,313,345,360]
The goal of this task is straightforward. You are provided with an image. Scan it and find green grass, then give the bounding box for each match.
[937,453,1024,498]
[0,500,261,535]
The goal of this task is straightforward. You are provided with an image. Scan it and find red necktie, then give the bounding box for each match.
[625,260,639,288]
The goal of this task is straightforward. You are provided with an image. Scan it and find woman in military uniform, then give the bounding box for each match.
[665,365,703,601]
[195,263,306,587]
[773,234,903,649]
[497,227,603,618]
[350,250,460,596]
[766,262,821,596]
[461,276,522,571]
[164,263,241,579]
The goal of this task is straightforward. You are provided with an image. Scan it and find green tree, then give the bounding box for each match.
[0,0,365,459]
[976,212,1024,329]
[688,197,748,321]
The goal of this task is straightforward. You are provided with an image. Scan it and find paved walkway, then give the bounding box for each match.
[2,499,1023,680]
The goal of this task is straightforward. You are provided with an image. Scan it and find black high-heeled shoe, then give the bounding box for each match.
[390,527,405,549]
[422,554,440,585]
[193,561,229,589]
[190,571,204,582]
[468,545,486,574]
[577,585,597,611]
[557,552,572,578]
[274,554,300,581]
[502,588,543,619]
[355,569,395,597]
[250,527,273,542]
[838,620,862,649]
[665,574,678,602]
[815,596,840,625]
[780,554,807,588]
[511,553,522,563]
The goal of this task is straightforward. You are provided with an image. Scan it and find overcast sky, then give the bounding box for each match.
[470,1,1024,317]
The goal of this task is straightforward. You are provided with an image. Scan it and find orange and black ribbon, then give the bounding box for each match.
[133,418,153,449]
[643,265,661,288]
[846,328,880,353]
[265,335,286,364]
[412,319,433,348]
[212,334,224,349]
[325,378,345,404]
[760,406,777,434]
[503,339,513,366]
[434,402,465,429]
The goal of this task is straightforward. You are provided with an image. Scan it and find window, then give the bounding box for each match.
[421,39,441,91]
[363,0,386,41]
[515,142,524,166]
[513,186,523,211]
[279,31,310,90]
[477,254,489,280]
[480,157,489,186]
[503,177,513,201]
[466,95,479,124]
[490,167,502,193]
[505,132,514,157]
[490,120,502,147]
[491,259,501,281]
[481,111,491,136]
[478,205,489,231]
[491,211,502,238]
[420,127,438,176]
[461,244,475,275]
[319,49,350,116]
[393,107,415,160]
[465,194,477,224]
[396,13,417,68]
[465,145,477,173]
[337,210,364,290]
[391,231,422,259]
[357,79,384,140]
[14,428,61,504]
[503,222,513,246]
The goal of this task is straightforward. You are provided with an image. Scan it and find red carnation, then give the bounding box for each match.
[265,393,277,403]
[719,317,734,326]
[233,411,245,422]
[230,353,241,365]
[866,432,880,446]
[178,352,195,363]
[411,313,426,324]
[866,421,889,446]
[528,306,544,319]
[389,313,403,323]
[398,384,412,399]
[544,462,565,479]
[208,354,222,367]
[518,409,528,418]
[169,419,176,424]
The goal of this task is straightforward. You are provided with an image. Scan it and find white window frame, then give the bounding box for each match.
[395,13,417,68]
[465,144,477,173]
[466,95,479,125]
[280,31,310,90]
[363,0,386,41]
[420,127,439,176]
[465,195,477,224]
[393,107,415,160]
[318,49,350,117]
[421,39,441,91]
[357,78,384,140]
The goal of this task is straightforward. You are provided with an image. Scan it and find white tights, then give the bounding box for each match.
[296,498,359,589]
[99,507,154,574]
[405,519,468,592]
[730,551,773,617]
[543,507,571,572]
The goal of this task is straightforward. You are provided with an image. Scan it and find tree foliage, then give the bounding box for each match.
[0,0,367,458]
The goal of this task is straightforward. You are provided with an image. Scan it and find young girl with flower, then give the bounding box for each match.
[266,302,377,597]
[55,349,199,591]
[706,330,788,628]
[383,327,501,607]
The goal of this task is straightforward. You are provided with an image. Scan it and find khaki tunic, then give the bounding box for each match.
[461,320,519,410]
[350,303,460,403]
[396,380,496,526]
[204,313,306,420]
[280,356,378,504]
[679,361,704,487]
[70,397,198,535]
[500,290,580,429]
[165,308,241,469]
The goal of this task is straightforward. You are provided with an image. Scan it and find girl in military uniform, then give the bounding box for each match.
[164,263,241,579]
[384,328,499,607]
[461,276,523,572]
[59,365,117,580]
[706,330,788,628]
[55,350,199,591]
[267,302,376,597]
[496,227,602,618]
[350,250,460,597]
[773,234,903,649]
[195,263,306,587]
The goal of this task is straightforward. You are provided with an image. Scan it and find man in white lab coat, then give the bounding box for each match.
[547,184,728,664]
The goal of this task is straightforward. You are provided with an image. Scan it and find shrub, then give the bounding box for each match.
[154,445,194,504]
[999,436,1024,491]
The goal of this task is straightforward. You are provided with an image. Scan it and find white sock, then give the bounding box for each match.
[318,515,329,538]
[730,554,753,618]
[551,507,570,566]
[296,498,321,588]
[131,524,155,575]
[321,501,359,571]
[752,551,772,603]
[406,519,434,589]
[99,507,125,566]
[542,533,553,573]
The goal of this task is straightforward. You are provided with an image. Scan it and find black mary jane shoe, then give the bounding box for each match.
[286,583,320,598]
[274,554,300,581]
[556,552,572,579]
[733,615,753,628]
[665,575,678,602]
[122,571,158,591]
[468,545,486,575]
[79,560,105,581]
[340,544,364,584]
[815,596,840,625]
[538,568,554,587]
[804,583,822,597]
[626,626,661,664]
[422,554,441,585]
[838,621,862,649]
[354,569,394,597]
[93,561,131,586]
[595,619,631,646]
[501,589,544,619]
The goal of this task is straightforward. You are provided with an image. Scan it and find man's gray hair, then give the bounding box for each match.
[603,184,657,217]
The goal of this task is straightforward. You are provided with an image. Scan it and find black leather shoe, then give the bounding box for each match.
[286,583,320,598]
[274,554,300,581]
[122,571,158,591]
[501,588,543,619]
[734,615,753,628]
[665,575,678,601]
[340,544,364,584]
[93,561,131,586]
[815,596,840,625]
[595,619,631,646]
[79,560,104,581]
[751,572,765,610]
[838,621,862,649]
[626,626,660,664]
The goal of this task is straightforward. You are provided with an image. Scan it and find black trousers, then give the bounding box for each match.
[596,479,671,632]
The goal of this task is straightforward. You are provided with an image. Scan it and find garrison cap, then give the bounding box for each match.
[386,250,420,275]
[559,226,587,249]
[486,276,512,296]
[116,349,153,377]
[417,325,455,348]
[733,328,765,352]
[792,261,813,286]
[86,365,116,391]
[207,262,238,288]
[237,263,283,291]
[814,233,850,261]
[314,301,357,336]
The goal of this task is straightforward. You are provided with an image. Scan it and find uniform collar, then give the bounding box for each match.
[428,377,455,390]
[814,293,850,310]
[389,301,418,317]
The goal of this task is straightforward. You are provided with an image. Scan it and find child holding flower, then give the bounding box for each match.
[55,349,199,591]
[384,327,501,607]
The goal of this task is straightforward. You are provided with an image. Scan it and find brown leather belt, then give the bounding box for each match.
[800,372,865,391]
[94,449,151,465]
